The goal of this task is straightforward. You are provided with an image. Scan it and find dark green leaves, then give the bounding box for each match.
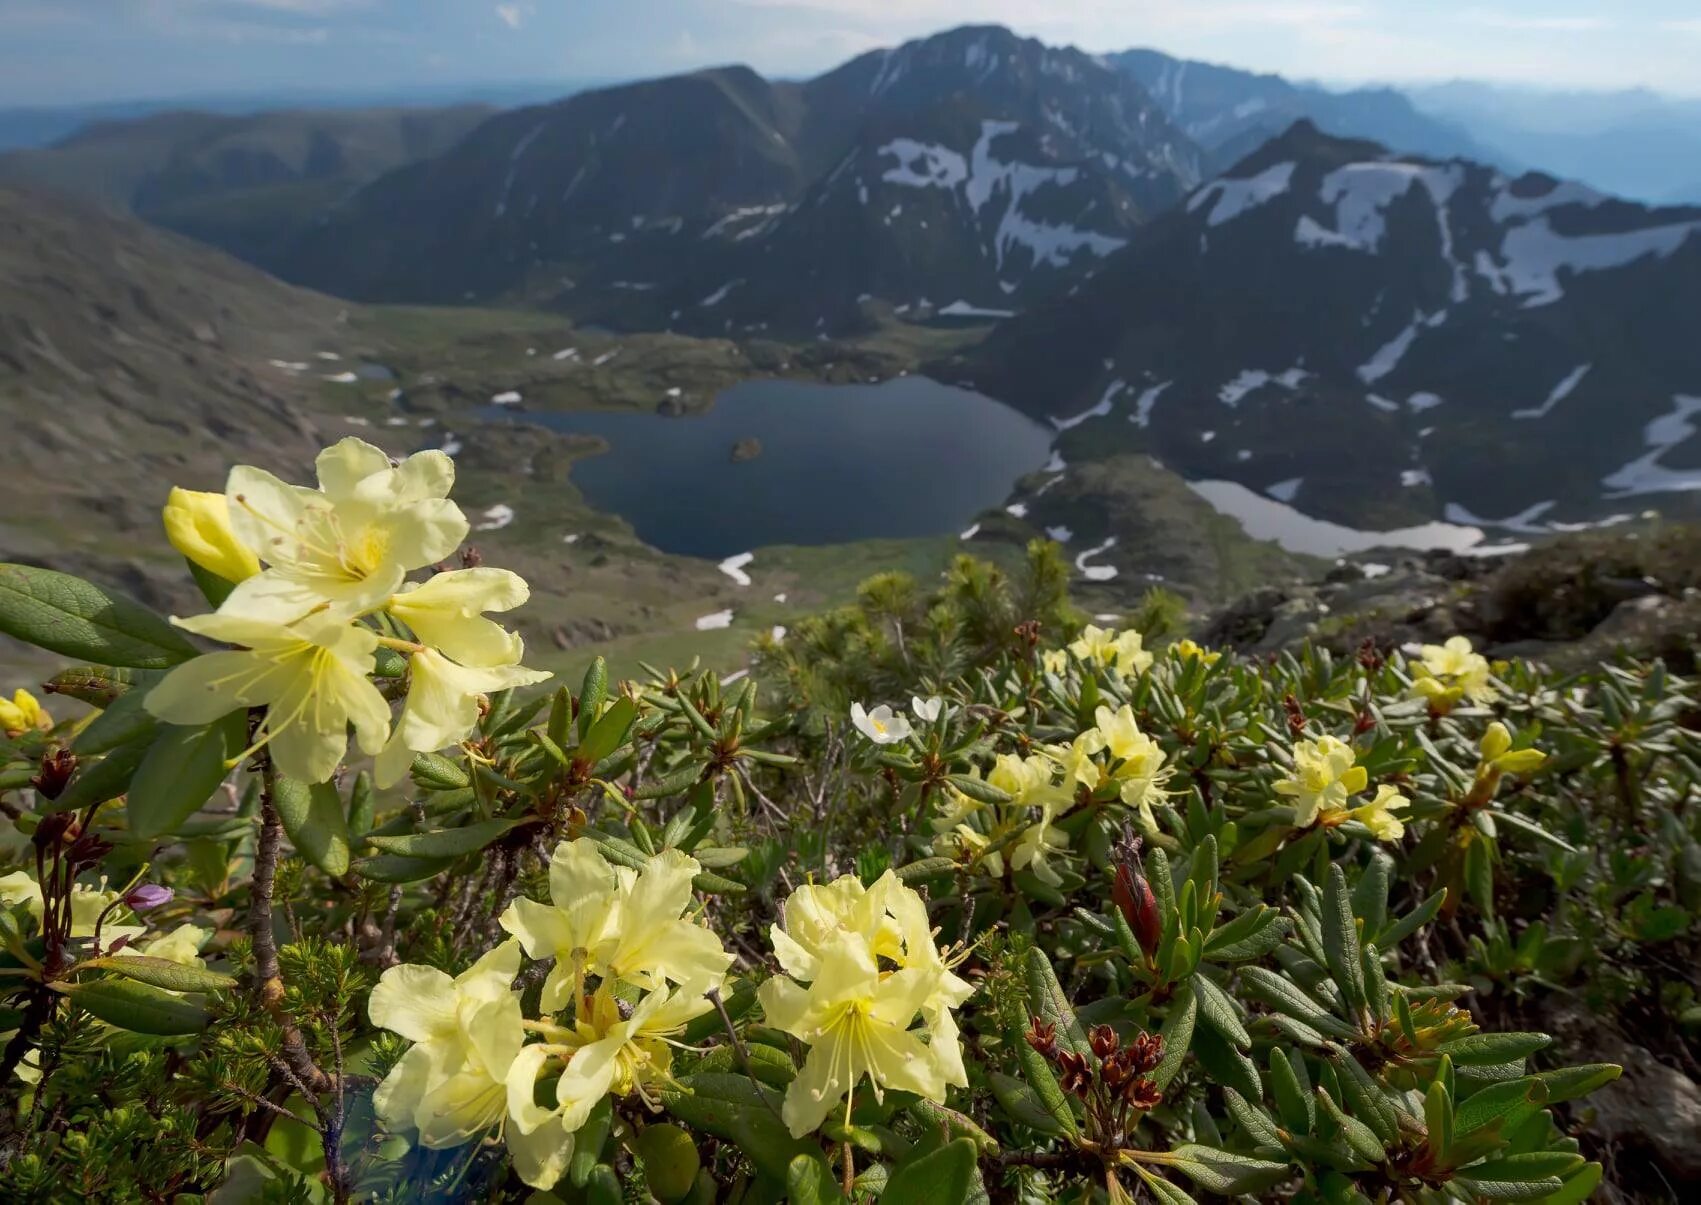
[365,816,527,859]
[126,712,245,840]
[882,1138,977,1204]
[65,978,209,1035]
[78,955,237,994]
[0,564,198,668]
[271,776,351,877]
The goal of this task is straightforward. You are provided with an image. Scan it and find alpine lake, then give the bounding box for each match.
[487,376,1053,558]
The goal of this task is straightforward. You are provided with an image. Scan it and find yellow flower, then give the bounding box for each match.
[504,983,708,1189]
[1045,730,1105,791]
[0,688,51,737]
[1041,648,1068,676]
[498,840,731,1009]
[758,933,954,1138]
[1069,625,1153,677]
[1479,722,1547,776]
[369,939,525,1150]
[385,568,532,668]
[1273,735,1368,828]
[765,871,972,1085]
[221,438,468,623]
[1092,704,1173,826]
[1172,639,1220,665]
[162,487,260,584]
[374,647,550,787]
[1411,636,1497,712]
[1346,785,1411,842]
[1010,799,1070,886]
[144,611,390,784]
[987,752,1069,809]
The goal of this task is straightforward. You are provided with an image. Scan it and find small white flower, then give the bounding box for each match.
[911,695,943,723]
[851,702,913,745]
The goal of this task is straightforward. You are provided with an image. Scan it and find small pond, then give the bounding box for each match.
[489,377,1051,558]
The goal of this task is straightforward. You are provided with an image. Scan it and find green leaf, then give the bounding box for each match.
[1191,972,1250,1049]
[365,816,527,859]
[1529,1063,1620,1105]
[353,853,455,883]
[1132,1165,1197,1205]
[944,774,1012,805]
[988,1072,1065,1137]
[786,1153,836,1204]
[1159,1143,1288,1196]
[1455,1078,1545,1135]
[578,696,637,765]
[72,685,159,756]
[634,1122,700,1203]
[0,564,199,668]
[882,1138,976,1205]
[65,978,209,1035]
[77,955,236,994]
[578,657,609,743]
[662,1074,835,1194]
[568,1096,613,1188]
[1150,978,1197,1092]
[1023,946,1088,1057]
[49,732,153,812]
[409,752,470,789]
[126,714,244,840]
[896,857,957,884]
[1436,1033,1550,1066]
[348,771,375,839]
[1321,864,1367,1017]
[271,776,351,877]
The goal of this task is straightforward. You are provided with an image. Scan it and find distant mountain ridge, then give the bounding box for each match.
[941,121,1701,580]
[1110,49,1498,175]
[0,105,493,271]
[282,26,1204,331]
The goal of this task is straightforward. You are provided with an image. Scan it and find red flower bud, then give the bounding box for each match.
[30,750,76,800]
[1125,1077,1163,1110]
[1113,859,1162,959]
[1025,1017,1057,1059]
[1127,1031,1165,1075]
[1056,1050,1091,1096]
[1089,1024,1120,1059]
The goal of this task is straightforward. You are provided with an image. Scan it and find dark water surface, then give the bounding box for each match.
[490,376,1050,558]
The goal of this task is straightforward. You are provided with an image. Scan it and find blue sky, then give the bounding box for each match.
[2,1,1699,106]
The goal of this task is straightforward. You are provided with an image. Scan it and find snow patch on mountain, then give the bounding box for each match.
[939,299,1017,318]
[1131,381,1171,429]
[1490,178,1607,223]
[1191,480,1491,556]
[1187,161,1295,227]
[1484,217,1701,307]
[1266,477,1304,502]
[494,121,548,218]
[700,279,744,307]
[880,139,969,189]
[1513,363,1591,420]
[1218,367,1308,407]
[1053,379,1124,430]
[1445,500,1557,532]
[1357,313,1428,384]
[967,120,1126,270]
[1075,536,1119,581]
[1602,394,1701,496]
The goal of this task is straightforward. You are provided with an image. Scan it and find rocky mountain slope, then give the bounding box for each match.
[1112,49,1493,175]
[282,26,1203,332]
[0,183,349,598]
[944,122,1701,567]
[0,105,492,271]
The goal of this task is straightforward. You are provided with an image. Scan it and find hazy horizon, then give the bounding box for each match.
[2,1,1700,108]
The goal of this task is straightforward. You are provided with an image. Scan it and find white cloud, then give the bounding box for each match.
[1462,10,1613,33]
[495,3,529,29]
[1663,19,1701,35]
